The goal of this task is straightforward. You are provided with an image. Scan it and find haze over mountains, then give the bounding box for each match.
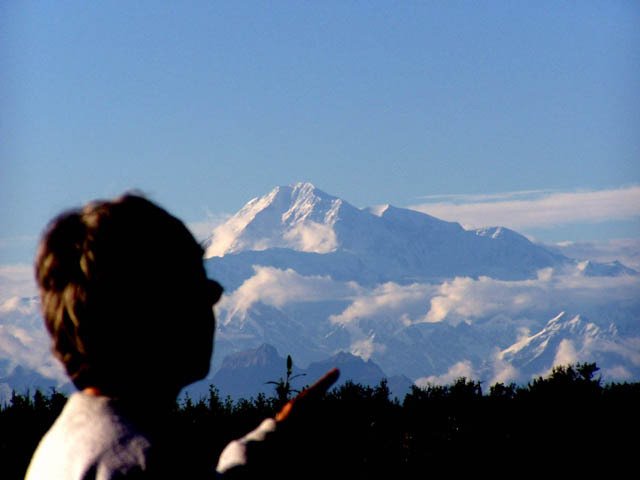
[1,183,639,399]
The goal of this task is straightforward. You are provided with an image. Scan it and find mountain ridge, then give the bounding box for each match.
[205,182,618,290]
[203,183,639,384]
[1,183,638,397]
[185,343,412,400]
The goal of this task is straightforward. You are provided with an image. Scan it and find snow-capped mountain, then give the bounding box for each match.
[1,182,639,398]
[205,183,344,257]
[202,183,640,385]
[205,183,585,292]
[500,312,640,379]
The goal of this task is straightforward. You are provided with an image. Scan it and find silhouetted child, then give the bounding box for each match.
[26,194,338,479]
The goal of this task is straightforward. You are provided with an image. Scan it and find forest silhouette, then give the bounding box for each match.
[2,362,638,479]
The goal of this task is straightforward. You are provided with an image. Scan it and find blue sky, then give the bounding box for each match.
[2,1,639,267]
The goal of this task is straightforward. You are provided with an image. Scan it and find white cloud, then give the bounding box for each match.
[417,189,552,203]
[330,282,434,326]
[283,221,337,254]
[410,185,640,230]
[415,360,476,387]
[422,266,640,326]
[206,218,338,257]
[204,213,252,257]
[552,339,579,367]
[0,264,37,303]
[218,263,640,331]
[220,266,359,321]
[488,350,520,385]
[424,275,538,324]
[187,213,232,243]
[349,333,387,361]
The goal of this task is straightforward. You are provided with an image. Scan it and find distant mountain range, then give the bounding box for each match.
[204,183,633,290]
[1,182,638,400]
[203,183,639,387]
[184,343,412,401]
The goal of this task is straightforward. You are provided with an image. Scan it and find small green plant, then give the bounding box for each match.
[266,354,306,405]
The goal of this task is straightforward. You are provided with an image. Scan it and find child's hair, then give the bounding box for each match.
[35,194,214,392]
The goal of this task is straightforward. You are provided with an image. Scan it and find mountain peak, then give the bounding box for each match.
[281,183,339,224]
[290,181,317,194]
[475,226,525,241]
[500,311,605,371]
[547,311,566,325]
[264,182,321,208]
[204,183,344,257]
[204,183,588,282]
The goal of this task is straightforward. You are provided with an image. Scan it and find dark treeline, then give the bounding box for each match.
[2,362,639,479]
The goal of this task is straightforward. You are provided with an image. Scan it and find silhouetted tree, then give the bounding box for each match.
[266,354,306,406]
[3,363,639,479]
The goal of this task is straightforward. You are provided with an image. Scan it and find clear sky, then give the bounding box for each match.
[2,1,639,267]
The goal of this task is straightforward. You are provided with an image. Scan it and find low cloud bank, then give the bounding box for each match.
[2,255,639,388]
[216,263,640,383]
[422,266,639,326]
[219,266,360,321]
[216,264,640,331]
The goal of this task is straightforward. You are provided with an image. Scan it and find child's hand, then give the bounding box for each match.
[275,368,340,423]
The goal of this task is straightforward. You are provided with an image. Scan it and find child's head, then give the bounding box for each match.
[35,194,222,395]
